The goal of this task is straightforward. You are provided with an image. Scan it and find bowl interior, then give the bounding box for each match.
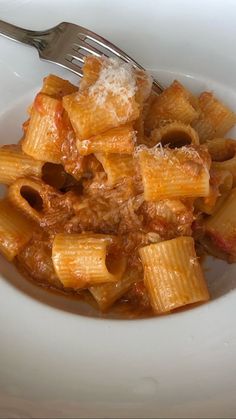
[1,69,236,319]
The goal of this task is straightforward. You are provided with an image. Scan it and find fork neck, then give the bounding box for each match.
[0,20,47,50]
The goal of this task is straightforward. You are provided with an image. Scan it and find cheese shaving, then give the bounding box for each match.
[89,57,137,106]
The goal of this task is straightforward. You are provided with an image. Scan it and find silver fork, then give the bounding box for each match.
[0,20,163,94]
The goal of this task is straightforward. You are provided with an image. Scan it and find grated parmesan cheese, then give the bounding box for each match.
[136,144,202,162]
[88,57,137,106]
[180,146,201,160]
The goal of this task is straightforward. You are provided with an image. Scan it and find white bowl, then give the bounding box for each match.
[1,0,236,417]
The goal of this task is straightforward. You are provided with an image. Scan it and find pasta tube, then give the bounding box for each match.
[63,90,139,140]
[8,178,46,222]
[192,92,236,142]
[0,198,34,261]
[63,58,140,139]
[90,269,139,311]
[77,124,135,155]
[195,168,233,215]
[79,55,103,91]
[204,188,236,261]
[0,145,43,185]
[145,80,199,132]
[206,138,236,162]
[139,236,209,314]
[206,138,236,184]
[41,74,78,98]
[22,93,65,164]
[52,233,127,289]
[138,146,210,200]
[96,153,135,186]
[150,121,199,148]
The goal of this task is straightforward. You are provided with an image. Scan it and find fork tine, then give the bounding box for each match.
[79,28,139,66]
[55,57,83,77]
[77,26,164,93]
[67,52,84,64]
[73,39,101,57]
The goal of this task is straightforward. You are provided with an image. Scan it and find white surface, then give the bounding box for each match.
[0,0,236,417]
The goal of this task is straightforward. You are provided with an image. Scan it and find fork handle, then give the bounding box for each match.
[0,20,45,49]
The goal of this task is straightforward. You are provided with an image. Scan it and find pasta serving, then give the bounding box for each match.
[1,56,236,318]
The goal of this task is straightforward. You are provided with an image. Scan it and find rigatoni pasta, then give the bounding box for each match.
[7,177,47,222]
[79,55,103,91]
[137,146,210,200]
[204,188,236,261]
[195,168,233,215]
[150,121,199,148]
[89,269,139,311]
[63,59,140,139]
[22,93,65,164]
[139,236,209,313]
[95,153,135,186]
[52,233,126,289]
[77,124,136,155]
[205,138,236,185]
[63,89,139,140]
[206,138,236,162]
[2,55,236,318]
[145,80,199,132]
[0,198,34,261]
[41,74,78,98]
[192,92,236,142]
[0,145,44,185]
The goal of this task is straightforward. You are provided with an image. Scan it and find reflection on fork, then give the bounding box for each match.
[0,20,163,93]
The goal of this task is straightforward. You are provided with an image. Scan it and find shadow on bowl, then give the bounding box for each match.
[203,255,236,300]
[0,256,153,320]
[1,253,236,320]
[0,255,102,318]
